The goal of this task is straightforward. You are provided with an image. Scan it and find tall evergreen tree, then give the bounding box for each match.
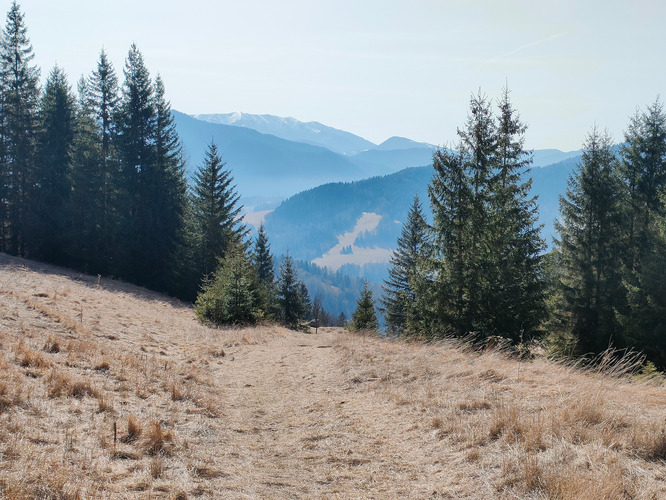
[33,65,76,263]
[254,223,275,284]
[253,223,277,318]
[381,195,431,335]
[482,88,545,341]
[619,203,666,367]
[429,146,471,335]
[620,99,666,268]
[191,140,244,279]
[298,281,311,320]
[616,99,666,360]
[88,49,118,172]
[113,46,187,291]
[0,1,39,255]
[458,92,496,326]
[555,128,626,354]
[147,74,187,291]
[113,43,155,282]
[429,93,497,338]
[86,48,119,271]
[68,77,104,271]
[428,90,546,342]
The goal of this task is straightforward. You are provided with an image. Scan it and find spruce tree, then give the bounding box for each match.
[429,93,496,338]
[429,146,472,336]
[381,195,431,335]
[298,281,311,321]
[87,48,119,270]
[619,205,666,367]
[195,242,258,325]
[253,223,277,318]
[68,77,104,272]
[277,254,307,329]
[616,99,666,361]
[33,65,76,264]
[482,88,545,341]
[350,280,378,332]
[88,49,119,173]
[191,140,245,279]
[148,74,187,291]
[0,1,39,255]
[555,128,625,354]
[457,92,496,326]
[254,223,275,284]
[429,89,545,342]
[621,99,666,263]
[112,46,187,291]
[113,43,155,283]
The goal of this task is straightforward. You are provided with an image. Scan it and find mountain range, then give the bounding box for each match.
[191,112,375,155]
[175,111,580,208]
[174,111,442,207]
[173,110,582,314]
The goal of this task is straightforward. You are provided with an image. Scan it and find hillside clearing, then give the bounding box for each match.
[0,254,665,498]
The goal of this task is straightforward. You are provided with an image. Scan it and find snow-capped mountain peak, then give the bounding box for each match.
[190,112,375,155]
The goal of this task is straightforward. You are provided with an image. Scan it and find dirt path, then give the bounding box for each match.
[209,329,465,499]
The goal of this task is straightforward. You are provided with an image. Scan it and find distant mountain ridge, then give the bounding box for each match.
[191,112,375,155]
[173,111,364,205]
[176,111,581,207]
[374,136,436,151]
[174,111,440,205]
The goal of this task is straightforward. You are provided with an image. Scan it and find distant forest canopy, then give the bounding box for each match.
[3,2,666,368]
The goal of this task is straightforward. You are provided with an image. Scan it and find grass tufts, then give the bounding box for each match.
[123,415,142,443]
[144,420,174,456]
[43,335,61,353]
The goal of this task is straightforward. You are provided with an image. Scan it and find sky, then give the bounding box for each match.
[16,0,666,151]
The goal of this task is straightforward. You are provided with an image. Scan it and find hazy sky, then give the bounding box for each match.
[18,0,666,151]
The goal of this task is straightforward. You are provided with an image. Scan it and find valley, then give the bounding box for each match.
[173,111,582,319]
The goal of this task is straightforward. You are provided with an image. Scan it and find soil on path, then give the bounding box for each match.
[212,327,462,498]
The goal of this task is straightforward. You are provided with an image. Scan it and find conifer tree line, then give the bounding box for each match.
[382,89,544,344]
[0,2,318,329]
[381,89,666,368]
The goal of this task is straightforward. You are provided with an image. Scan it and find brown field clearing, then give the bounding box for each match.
[0,254,666,499]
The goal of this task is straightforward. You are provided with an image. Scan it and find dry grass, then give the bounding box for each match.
[0,253,665,498]
[124,414,143,443]
[144,419,175,456]
[333,333,666,498]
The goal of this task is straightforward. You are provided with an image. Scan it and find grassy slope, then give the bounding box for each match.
[0,254,665,499]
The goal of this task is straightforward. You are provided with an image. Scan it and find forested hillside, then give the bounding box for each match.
[263,157,578,265]
[0,3,317,332]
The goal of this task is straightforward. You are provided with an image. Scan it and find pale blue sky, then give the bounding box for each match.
[18,0,666,150]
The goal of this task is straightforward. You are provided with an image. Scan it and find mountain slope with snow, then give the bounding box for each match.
[191,112,375,155]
